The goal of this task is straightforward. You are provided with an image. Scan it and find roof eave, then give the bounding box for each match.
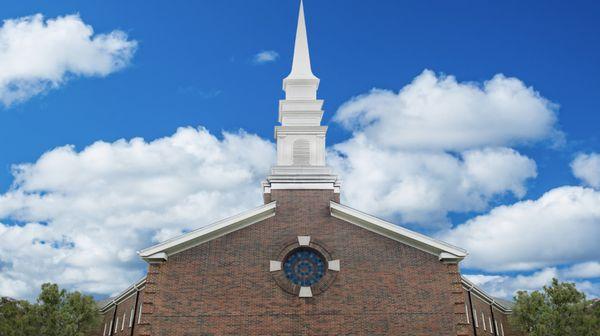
[138,201,277,260]
[329,201,467,261]
[99,276,146,313]
[461,275,513,312]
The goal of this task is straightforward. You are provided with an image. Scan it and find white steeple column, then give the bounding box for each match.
[263,0,340,193]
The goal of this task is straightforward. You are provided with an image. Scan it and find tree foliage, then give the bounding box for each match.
[510,278,600,336]
[0,283,100,336]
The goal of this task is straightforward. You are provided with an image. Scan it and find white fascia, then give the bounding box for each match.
[138,201,277,261]
[329,201,467,262]
[99,277,147,313]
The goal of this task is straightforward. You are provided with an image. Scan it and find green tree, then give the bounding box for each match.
[0,283,100,336]
[511,278,600,336]
[0,297,38,336]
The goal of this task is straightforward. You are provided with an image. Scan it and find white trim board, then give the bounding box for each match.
[138,202,277,260]
[462,275,513,312]
[329,201,467,262]
[99,277,146,312]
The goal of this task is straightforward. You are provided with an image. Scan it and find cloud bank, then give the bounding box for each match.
[330,70,556,228]
[466,262,600,299]
[0,127,274,299]
[0,14,137,106]
[440,186,600,272]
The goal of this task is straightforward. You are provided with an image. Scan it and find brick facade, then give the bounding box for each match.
[463,288,515,336]
[100,189,514,335]
[146,189,462,335]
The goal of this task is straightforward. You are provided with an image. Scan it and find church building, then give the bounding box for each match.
[99,2,516,335]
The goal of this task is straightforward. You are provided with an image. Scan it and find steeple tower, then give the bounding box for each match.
[263,0,340,196]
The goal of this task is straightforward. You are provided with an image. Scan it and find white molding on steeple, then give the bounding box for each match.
[264,0,340,193]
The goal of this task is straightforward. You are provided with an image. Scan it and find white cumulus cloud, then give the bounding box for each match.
[0,127,274,299]
[0,13,137,106]
[571,153,600,188]
[334,70,561,151]
[330,142,537,227]
[440,186,600,272]
[330,70,555,227]
[253,50,279,64]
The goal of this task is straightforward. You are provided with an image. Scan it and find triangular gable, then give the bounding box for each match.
[329,201,467,262]
[138,200,466,263]
[138,201,277,262]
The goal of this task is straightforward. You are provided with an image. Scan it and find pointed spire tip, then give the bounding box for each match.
[286,0,317,80]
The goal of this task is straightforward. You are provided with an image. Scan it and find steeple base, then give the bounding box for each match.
[262,166,341,193]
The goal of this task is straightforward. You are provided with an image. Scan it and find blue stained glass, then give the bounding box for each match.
[283,248,326,286]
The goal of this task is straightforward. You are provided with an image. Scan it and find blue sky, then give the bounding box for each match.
[0,0,599,300]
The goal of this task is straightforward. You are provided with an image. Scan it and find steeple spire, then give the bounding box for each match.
[287,0,317,80]
[283,0,320,100]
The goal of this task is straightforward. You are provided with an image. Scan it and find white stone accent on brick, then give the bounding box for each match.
[298,236,311,246]
[299,286,313,298]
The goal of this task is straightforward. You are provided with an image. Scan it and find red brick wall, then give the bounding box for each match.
[99,307,115,336]
[99,287,145,336]
[136,189,468,335]
[464,290,515,336]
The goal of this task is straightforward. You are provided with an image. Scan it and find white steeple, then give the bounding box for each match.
[283,0,320,101]
[286,0,318,81]
[263,0,340,194]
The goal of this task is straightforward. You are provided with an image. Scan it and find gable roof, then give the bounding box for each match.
[138,201,277,261]
[329,201,467,262]
[137,199,466,263]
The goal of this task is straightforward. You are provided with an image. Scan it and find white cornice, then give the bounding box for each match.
[329,202,467,261]
[274,126,327,136]
[138,202,277,260]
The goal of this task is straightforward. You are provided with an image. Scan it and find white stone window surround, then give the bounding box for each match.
[270,236,340,297]
[129,307,134,327]
[137,303,143,324]
[482,312,486,330]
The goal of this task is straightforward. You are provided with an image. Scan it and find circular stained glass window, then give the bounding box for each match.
[283,248,326,286]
